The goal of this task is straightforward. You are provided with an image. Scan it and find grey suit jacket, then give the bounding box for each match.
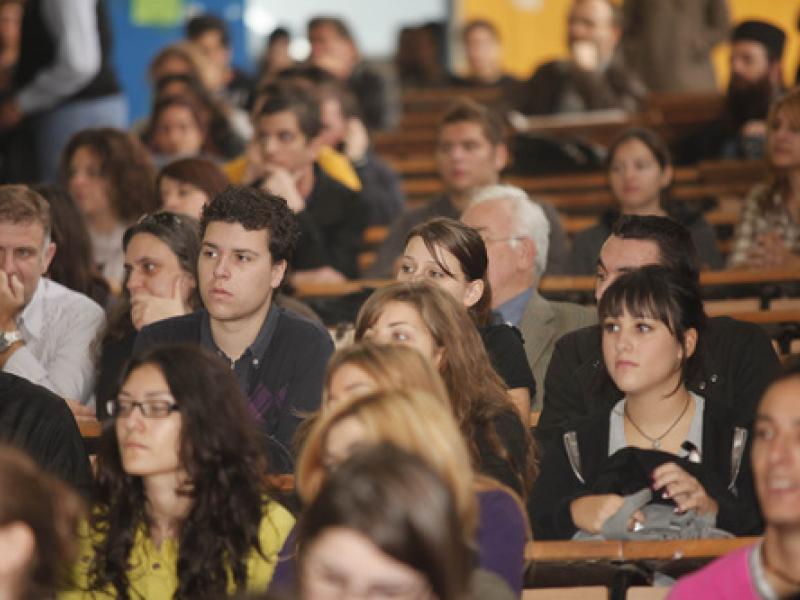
[518,292,596,410]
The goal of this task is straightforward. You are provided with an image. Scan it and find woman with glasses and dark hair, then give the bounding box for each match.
[94,211,201,417]
[62,344,294,599]
[396,217,535,418]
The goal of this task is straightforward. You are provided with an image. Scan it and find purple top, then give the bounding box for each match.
[268,488,528,595]
[667,545,762,599]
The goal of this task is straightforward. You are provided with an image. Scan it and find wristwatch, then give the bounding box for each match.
[0,330,22,353]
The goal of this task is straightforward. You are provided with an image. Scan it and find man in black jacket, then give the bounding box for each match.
[245,82,367,284]
[134,186,334,473]
[538,215,780,445]
[0,372,91,496]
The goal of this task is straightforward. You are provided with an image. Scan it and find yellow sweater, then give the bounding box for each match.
[223,146,361,191]
[59,501,294,599]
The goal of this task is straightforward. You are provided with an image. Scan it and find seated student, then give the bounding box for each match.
[354,281,537,498]
[185,14,254,111]
[32,184,111,309]
[291,382,530,595]
[134,186,334,473]
[0,374,92,495]
[539,215,780,444]
[0,185,104,410]
[296,444,516,600]
[243,82,367,284]
[452,19,519,93]
[152,73,247,160]
[307,16,392,131]
[462,185,595,410]
[314,74,405,226]
[669,358,800,599]
[533,265,761,540]
[61,345,294,599]
[727,88,800,270]
[0,445,82,600]
[60,128,158,287]
[367,98,570,278]
[94,212,201,417]
[568,128,722,274]
[143,95,212,167]
[225,65,361,192]
[157,157,229,220]
[397,217,536,416]
[515,0,645,116]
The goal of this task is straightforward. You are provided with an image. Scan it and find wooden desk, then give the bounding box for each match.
[527,536,759,563]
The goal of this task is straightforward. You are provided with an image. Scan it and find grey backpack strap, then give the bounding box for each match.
[562,431,584,484]
[729,427,748,492]
[600,487,653,539]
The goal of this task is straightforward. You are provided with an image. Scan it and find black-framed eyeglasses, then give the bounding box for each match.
[106,399,181,419]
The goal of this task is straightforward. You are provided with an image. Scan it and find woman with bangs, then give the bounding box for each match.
[397,217,536,418]
[532,265,761,540]
[353,282,537,500]
[285,388,529,595]
[728,88,800,269]
[61,345,294,599]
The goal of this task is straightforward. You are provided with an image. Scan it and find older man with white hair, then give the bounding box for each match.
[462,185,594,409]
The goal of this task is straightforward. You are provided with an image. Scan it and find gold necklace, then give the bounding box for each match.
[624,394,691,450]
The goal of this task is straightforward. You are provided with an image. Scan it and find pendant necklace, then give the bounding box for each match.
[624,394,691,449]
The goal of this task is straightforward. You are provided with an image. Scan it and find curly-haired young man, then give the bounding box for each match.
[134,186,334,473]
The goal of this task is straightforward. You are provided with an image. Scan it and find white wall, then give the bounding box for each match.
[245,0,448,59]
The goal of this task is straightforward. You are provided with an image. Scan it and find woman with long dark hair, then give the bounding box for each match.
[63,344,294,599]
[397,217,535,417]
[568,127,722,274]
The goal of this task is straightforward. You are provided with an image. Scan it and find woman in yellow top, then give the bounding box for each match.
[60,344,294,600]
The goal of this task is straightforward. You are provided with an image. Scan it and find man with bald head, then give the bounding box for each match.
[538,215,779,443]
[517,0,645,115]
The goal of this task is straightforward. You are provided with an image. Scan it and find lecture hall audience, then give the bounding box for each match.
[0,6,799,598]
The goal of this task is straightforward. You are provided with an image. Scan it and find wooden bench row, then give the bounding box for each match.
[292,267,800,299]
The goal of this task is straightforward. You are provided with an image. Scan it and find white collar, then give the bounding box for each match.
[17,278,46,339]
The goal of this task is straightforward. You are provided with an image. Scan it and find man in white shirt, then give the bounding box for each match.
[0,185,104,409]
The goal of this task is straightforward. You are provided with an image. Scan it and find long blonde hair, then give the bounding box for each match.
[296,389,479,538]
[765,88,800,207]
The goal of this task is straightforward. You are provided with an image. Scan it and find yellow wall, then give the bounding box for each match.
[457,0,799,88]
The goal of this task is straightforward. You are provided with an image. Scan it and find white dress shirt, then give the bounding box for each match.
[3,278,105,405]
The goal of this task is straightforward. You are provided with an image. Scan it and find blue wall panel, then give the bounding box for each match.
[107,0,250,124]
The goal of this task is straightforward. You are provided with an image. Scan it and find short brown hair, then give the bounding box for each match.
[0,185,52,239]
[157,157,229,205]
[438,98,505,146]
[462,19,500,41]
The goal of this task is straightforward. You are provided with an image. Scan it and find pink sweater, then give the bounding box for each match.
[668,545,762,599]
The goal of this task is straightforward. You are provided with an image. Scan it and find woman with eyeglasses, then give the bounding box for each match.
[397,217,536,418]
[61,344,294,599]
[94,211,201,418]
